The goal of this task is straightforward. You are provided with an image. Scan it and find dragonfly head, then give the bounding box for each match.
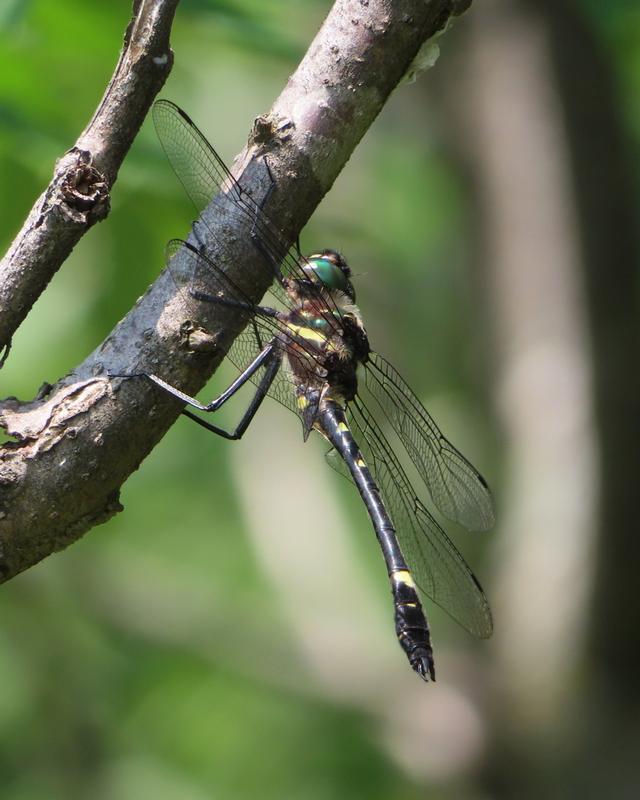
[303,249,356,302]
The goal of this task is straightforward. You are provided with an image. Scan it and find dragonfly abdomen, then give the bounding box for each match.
[391,570,435,681]
[318,399,435,681]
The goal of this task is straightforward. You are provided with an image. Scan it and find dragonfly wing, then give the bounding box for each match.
[363,353,495,532]
[153,100,241,215]
[153,101,347,327]
[154,100,291,278]
[327,397,493,639]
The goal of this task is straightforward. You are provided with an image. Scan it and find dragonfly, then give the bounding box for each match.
[142,100,495,681]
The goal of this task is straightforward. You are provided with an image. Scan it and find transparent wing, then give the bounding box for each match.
[326,396,493,639]
[153,100,241,215]
[363,353,495,532]
[153,99,344,324]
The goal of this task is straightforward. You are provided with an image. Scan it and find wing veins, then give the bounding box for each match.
[348,395,492,638]
[364,353,495,531]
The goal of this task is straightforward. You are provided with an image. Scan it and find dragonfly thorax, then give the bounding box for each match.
[281,273,369,411]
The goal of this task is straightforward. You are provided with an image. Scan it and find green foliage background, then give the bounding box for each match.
[1,1,638,798]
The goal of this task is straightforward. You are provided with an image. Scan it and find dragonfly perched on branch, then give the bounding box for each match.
[138,100,494,681]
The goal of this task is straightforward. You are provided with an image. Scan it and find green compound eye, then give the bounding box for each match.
[302,252,356,302]
[310,258,349,292]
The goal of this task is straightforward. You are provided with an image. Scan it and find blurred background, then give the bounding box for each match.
[1,0,639,798]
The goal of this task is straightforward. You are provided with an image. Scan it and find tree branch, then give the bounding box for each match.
[0,0,180,357]
[0,0,471,581]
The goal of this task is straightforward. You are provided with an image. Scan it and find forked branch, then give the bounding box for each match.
[0,0,180,355]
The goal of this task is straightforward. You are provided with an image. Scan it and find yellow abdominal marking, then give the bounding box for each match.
[391,570,416,589]
[338,422,348,432]
[297,395,308,409]
[356,458,366,467]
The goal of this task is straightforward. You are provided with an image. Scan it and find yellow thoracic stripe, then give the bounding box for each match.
[283,322,328,345]
[391,569,416,589]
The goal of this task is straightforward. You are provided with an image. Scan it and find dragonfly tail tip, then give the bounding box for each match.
[411,652,436,682]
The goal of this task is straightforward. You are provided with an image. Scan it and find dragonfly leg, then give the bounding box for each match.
[182,348,281,440]
[178,233,278,317]
[111,339,279,441]
[0,339,11,369]
[145,340,276,415]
